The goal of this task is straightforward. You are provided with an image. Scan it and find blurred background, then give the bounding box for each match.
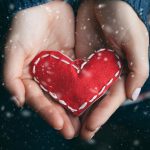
[0,1,150,150]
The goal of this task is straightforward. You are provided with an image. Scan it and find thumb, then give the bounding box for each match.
[123,28,149,101]
[4,44,25,107]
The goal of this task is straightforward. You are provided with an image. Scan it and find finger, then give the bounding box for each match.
[123,24,149,101]
[95,0,149,101]
[23,79,64,130]
[48,103,76,139]
[67,112,81,137]
[80,77,126,140]
[54,104,80,139]
[75,0,105,58]
[4,45,25,107]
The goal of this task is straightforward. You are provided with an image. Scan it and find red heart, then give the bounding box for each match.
[30,49,122,116]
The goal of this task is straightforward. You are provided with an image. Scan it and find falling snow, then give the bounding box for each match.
[9,3,15,10]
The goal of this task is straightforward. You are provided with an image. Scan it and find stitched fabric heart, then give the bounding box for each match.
[30,49,122,116]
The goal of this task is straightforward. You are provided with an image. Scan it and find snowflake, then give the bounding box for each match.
[1,105,5,111]
[9,3,15,10]
[133,139,140,146]
[21,109,32,117]
[5,111,13,118]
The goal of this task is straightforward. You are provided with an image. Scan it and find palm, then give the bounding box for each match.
[5,1,79,139]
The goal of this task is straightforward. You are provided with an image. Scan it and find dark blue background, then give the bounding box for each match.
[0,1,150,150]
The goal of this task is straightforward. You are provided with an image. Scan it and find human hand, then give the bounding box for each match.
[76,0,149,140]
[4,1,80,139]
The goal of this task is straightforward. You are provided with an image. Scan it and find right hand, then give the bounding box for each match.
[4,1,80,139]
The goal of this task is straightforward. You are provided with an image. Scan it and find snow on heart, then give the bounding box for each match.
[30,49,122,116]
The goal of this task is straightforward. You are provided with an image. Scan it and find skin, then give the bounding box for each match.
[4,1,80,139]
[3,0,149,141]
[76,0,149,140]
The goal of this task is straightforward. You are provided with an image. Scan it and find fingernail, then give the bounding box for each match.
[11,96,21,107]
[132,88,141,101]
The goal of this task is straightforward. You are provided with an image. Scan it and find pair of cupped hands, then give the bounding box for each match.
[4,0,149,140]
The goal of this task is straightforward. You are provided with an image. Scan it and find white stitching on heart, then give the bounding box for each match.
[50,55,59,59]
[33,65,36,74]
[117,61,121,69]
[68,106,78,112]
[98,85,106,95]
[81,61,87,70]
[59,100,67,106]
[34,77,39,83]
[40,84,48,92]
[106,78,114,86]
[49,92,58,99]
[61,59,70,65]
[34,57,41,65]
[88,53,94,60]
[115,71,120,77]
[41,54,50,58]
[79,102,88,110]
[72,64,79,71]
[115,54,120,59]
[32,49,122,113]
[89,95,97,103]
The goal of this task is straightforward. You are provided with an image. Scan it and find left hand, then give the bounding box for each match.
[75,0,149,140]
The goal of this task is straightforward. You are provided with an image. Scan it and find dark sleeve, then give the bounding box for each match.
[0,0,49,15]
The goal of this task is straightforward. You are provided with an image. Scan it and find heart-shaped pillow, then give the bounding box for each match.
[30,49,122,116]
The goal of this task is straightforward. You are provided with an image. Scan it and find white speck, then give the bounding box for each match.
[47,78,51,83]
[44,61,50,67]
[89,42,92,46]
[131,74,135,78]
[120,27,124,30]
[83,26,87,30]
[98,4,105,9]
[104,57,108,61]
[87,139,96,145]
[133,139,140,146]
[1,54,4,58]
[6,112,13,118]
[130,61,133,66]
[9,39,13,43]
[81,70,92,77]
[21,110,31,117]
[9,3,15,10]
[1,105,5,111]
[115,30,119,34]
[56,15,60,19]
